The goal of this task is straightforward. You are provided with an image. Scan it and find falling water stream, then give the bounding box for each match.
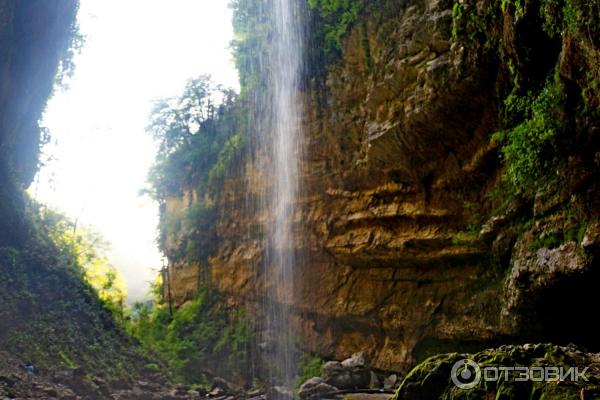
[263,0,304,390]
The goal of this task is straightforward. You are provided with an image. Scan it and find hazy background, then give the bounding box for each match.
[34,0,239,302]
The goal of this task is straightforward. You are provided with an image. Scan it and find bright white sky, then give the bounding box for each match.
[33,0,239,302]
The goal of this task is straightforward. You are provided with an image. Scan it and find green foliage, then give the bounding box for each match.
[486,0,600,202]
[128,287,254,384]
[308,0,363,55]
[528,206,588,250]
[55,18,85,89]
[36,206,127,316]
[0,200,146,381]
[493,78,568,197]
[564,220,588,244]
[294,354,324,389]
[208,133,246,194]
[540,0,600,41]
[451,2,464,40]
[147,75,240,199]
[147,75,245,261]
[451,0,501,47]
[451,231,478,246]
[529,232,562,250]
[501,0,525,15]
[230,0,271,94]
[182,201,218,263]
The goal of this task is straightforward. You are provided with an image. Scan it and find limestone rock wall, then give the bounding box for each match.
[165,0,600,373]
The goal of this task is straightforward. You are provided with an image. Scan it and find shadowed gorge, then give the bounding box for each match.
[1,0,599,399]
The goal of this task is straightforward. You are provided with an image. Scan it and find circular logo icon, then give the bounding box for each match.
[451,359,482,390]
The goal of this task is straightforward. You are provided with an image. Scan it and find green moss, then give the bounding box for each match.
[527,203,588,251]
[359,19,372,72]
[452,2,465,41]
[502,0,525,16]
[451,0,501,48]
[394,345,600,400]
[564,221,588,244]
[542,233,562,249]
[485,0,600,206]
[451,231,478,246]
[540,0,600,39]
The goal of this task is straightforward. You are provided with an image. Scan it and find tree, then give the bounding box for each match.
[145,76,245,264]
[39,206,127,316]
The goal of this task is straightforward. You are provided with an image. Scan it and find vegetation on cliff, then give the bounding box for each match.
[493,77,568,197]
[127,287,254,386]
[451,0,600,201]
[40,207,128,315]
[446,0,599,269]
[0,201,145,380]
[153,0,599,385]
[146,75,245,263]
[307,0,362,55]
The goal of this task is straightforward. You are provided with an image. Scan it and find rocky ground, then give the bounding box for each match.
[4,344,600,399]
[298,353,398,400]
[297,345,600,400]
[1,350,396,400]
[0,351,231,400]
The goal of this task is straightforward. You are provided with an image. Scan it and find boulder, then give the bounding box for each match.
[368,371,381,389]
[340,352,367,369]
[383,374,399,390]
[298,377,338,400]
[393,344,600,400]
[582,220,600,252]
[267,385,293,400]
[322,353,371,389]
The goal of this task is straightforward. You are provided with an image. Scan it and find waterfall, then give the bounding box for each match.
[261,0,304,390]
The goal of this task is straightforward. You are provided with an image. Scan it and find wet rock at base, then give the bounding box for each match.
[209,387,226,396]
[267,385,294,400]
[323,353,371,390]
[341,353,367,369]
[299,352,385,396]
[368,371,381,389]
[393,344,600,400]
[383,374,399,391]
[298,377,338,400]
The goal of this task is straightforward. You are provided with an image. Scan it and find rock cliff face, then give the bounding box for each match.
[165,0,599,373]
[0,0,78,245]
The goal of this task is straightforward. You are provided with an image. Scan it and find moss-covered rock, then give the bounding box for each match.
[393,344,600,399]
